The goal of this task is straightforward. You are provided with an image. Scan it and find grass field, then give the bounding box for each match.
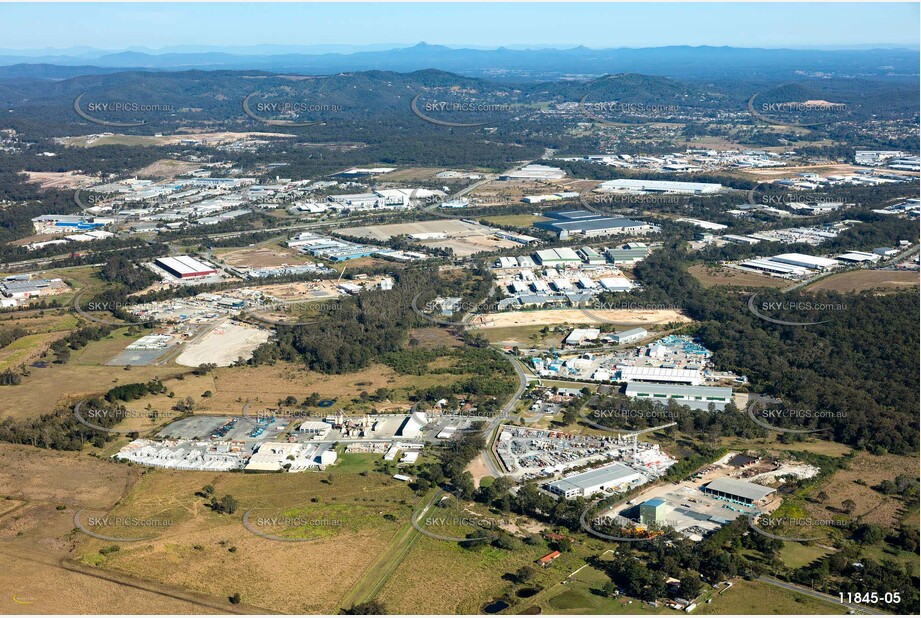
[688,264,789,289]
[777,544,832,569]
[699,579,845,614]
[0,444,212,614]
[805,269,919,293]
[805,451,919,528]
[74,466,422,614]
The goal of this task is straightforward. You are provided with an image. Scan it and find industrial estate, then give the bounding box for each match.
[0,4,918,618]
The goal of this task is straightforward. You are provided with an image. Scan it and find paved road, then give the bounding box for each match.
[479,352,530,477]
[757,576,885,615]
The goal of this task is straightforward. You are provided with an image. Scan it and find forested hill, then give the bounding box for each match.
[0,68,916,138]
[632,246,920,455]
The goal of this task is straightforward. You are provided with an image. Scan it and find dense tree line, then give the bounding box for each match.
[625,244,919,454]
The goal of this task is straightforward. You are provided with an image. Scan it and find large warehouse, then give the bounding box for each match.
[599,179,723,195]
[770,253,840,271]
[702,477,775,506]
[155,255,218,279]
[619,366,703,386]
[534,210,657,240]
[625,382,733,410]
[546,462,643,499]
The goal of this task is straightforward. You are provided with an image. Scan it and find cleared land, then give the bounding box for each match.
[473,308,690,329]
[175,321,271,367]
[699,579,845,614]
[72,467,420,614]
[805,269,919,293]
[214,245,313,269]
[22,170,97,190]
[0,444,219,614]
[114,360,472,419]
[339,219,521,257]
[806,452,919,528]
[56,131,295,148]
[689,264,789,289]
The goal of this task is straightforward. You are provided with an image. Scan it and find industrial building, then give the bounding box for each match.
[533,247,582,266]
[702,477,775,506]
[609,327,648,345]
[770,253,839,271]
[605,243,650,264]
[500,164,566,180]
[545,462,643,499]
[154,255,219,279]
[639,498,667,525]
[598,179,723,195]
[396,412,429,439]
[564,328,600,346]
[625,383,733,410]
[534,211,657,240]
[31,214,113,235]
[0,277,68,301]
[620,366,703,386]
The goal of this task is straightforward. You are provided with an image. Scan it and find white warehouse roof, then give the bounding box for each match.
[770,253,839,270]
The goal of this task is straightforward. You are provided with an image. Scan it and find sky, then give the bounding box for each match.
[0,2,918,52]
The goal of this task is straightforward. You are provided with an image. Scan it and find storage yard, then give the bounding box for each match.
[174,320,271,366]
[339,219,530,257]
[496,425,676,484]
[601,452,803,541]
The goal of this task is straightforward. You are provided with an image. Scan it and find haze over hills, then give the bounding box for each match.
[0,42,918,81]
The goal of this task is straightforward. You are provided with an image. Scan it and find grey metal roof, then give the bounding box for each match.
[625,382,732,399]
[535,217,651,233]
[547,463,640,492]
[704,477,775,501]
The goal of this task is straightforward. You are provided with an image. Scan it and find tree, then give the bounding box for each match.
[842,499,857,514]
[679,573,702,598]
[341,601,386,615]
[514,565,537,584]
[228,592,241,605]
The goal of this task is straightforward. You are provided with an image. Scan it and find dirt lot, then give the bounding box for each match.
[133,159,202,179]
[175,321,271,367]
[22,170,98,190]
[340,219,496,241]
[473,308,691,328]
[214,245,311,269]
[805,269,919,293]
[57,131,295,148]
[689,264,789,289]
[467,178,581,206]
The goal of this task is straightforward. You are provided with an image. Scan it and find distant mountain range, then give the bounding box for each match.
[0,43,917,81]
